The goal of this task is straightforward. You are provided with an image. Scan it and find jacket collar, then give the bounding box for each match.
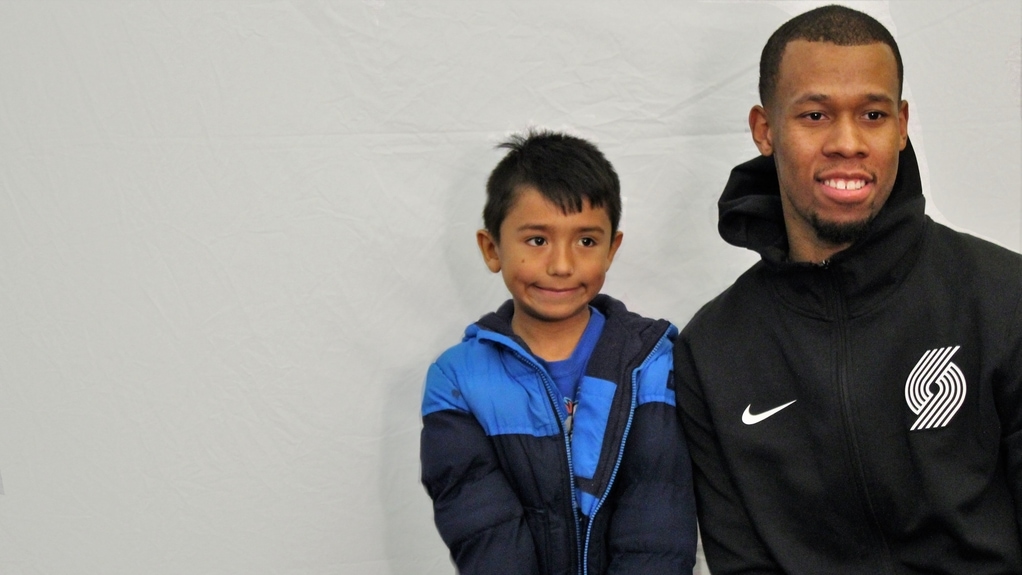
[468,294,673,373]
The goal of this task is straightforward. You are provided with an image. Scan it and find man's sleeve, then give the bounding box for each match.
[673,336,781,575]
[605,344,698,574]
[420,362,540,575]
[998,292,1022,542]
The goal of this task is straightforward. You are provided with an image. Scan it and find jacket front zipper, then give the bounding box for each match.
[512,349,584,574]
[829,269,896,574]
[580,329,670,575]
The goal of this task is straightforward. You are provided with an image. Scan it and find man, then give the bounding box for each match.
[675,5,1022,574]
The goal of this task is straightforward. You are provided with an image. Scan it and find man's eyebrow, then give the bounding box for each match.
[863,93,897,104]
[796,93,829,104]
[793,92,897,105]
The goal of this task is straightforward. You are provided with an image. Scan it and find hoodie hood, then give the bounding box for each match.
[717,139,931,318]
[718,138,926,264]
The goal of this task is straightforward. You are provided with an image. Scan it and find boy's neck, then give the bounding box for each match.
[511,306,591,362]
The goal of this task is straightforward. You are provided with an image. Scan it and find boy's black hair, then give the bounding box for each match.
[759,4,903,108]
[483,129,621,243]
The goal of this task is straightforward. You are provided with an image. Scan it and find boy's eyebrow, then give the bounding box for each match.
[515,223,607,234]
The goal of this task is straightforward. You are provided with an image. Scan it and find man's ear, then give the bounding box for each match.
[476,229,502,273]
[898,100,909,150]
[749,105,774,156]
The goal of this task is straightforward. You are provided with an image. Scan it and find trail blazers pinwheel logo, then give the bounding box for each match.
[905,346,966,431]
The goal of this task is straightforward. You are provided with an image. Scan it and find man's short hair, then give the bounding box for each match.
[758,4,904,107]
[483,129,621,243]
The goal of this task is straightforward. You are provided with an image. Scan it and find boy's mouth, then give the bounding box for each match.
[536,286,579,293]
[532,285,583,298]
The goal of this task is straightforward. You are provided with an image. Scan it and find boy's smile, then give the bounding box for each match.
[477,186,622,358]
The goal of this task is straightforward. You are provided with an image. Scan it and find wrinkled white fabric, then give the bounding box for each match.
[0,1,1017,573]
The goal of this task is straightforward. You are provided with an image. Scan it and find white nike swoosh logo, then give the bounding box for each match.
[742,400,797,425]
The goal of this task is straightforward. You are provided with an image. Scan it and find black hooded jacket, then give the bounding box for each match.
[675,141,1022,574]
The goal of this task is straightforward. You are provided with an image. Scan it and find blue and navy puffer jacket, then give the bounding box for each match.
[421,294,697,575]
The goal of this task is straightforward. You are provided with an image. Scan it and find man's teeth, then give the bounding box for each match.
[824,179,866,190]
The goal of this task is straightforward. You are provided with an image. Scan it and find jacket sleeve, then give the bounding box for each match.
[999,292,1022,543]
[605,346,698,574]
[420,361,540,575]
[674,336,782,575]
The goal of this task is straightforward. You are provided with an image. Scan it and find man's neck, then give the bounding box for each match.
[786,225,851,264]
[787,241,848,265]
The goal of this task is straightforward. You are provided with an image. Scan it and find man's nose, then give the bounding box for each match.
[823,115,868,157]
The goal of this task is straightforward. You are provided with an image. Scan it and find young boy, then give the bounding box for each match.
[420,130,697,574]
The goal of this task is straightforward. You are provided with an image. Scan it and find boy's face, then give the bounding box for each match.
[477,186,622,336]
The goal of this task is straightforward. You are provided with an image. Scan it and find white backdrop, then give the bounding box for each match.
[1,1,1019,574]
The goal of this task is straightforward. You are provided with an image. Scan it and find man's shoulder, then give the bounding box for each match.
[680,262,768,337]
[926,221,1022,285]
[930,221,1021,258]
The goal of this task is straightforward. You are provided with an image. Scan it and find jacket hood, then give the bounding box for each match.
[718,138,925,264]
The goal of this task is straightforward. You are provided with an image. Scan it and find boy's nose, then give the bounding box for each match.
[547,245,574,276]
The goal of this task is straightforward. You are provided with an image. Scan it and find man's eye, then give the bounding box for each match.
[579,237,597,247]
[865,111,885,120]
[805,112,824,121]
[526,237,546,246]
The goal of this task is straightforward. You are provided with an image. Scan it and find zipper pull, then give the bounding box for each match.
[564,397,577,441]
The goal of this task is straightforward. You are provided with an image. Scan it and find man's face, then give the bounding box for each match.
[750,40,909,262]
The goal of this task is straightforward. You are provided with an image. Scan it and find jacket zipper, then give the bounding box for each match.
[829,270,896,574]
[511,349,584,574]
[581,328,670,575]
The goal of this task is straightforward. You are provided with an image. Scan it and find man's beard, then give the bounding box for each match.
[811,214,874,246]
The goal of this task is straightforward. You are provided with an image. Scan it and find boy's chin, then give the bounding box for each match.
[512,302,591,325]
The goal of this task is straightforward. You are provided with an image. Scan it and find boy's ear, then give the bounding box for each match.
[606,230,624,264]
[749,105,774,157]
[476,229,502,273]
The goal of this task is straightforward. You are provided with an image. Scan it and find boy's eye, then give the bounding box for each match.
[525,237,546,247]
[804,112,825,121]
[578,237,597,247]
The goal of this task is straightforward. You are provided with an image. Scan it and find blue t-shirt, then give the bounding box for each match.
[540,307,606,432]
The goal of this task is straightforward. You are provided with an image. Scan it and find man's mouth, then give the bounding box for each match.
[822,178,867,191]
